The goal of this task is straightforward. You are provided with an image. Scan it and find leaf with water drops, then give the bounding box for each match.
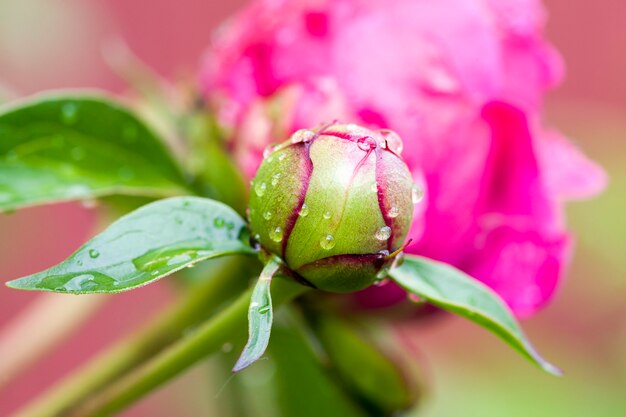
[233,258,281,372]
[6,197,255,293]
[0,93,189,212]
[389,255,561,375]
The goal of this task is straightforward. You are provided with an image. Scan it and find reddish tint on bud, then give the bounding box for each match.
[248,123,416,293]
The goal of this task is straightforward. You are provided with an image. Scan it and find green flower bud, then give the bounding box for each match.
[248,124,415,293]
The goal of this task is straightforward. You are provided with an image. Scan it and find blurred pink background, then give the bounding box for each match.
[1,0,624,416]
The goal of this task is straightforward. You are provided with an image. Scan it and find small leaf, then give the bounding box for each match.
[6,197,255,293]
[389,255,561,376]
[314,315,415,412]
[0,94,189,212]
[233,258,281,372]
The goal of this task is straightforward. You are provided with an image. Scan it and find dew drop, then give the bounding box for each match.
[254,182,267,197]
[61,103,79,125]
[298,203,309,217]
[63,274,95,291]
[88,249,100,259]
[380,130,404,155]
[213,217,225,228]
[388,206,399,218]
[357,136,377,152]
[277,152,286,161]
[263,211,273,220]
[323,210,332,220]
[411,184,424,204]
[320,234,335,250]
[291,129,316,144]
[269,226,283,242]
[259,305,271,314]
[375,226,392,241]
[271,173,281,186]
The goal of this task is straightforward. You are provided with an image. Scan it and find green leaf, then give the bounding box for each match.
[6,197,255,293]
[314,315,415,413]
[389,255,561,376]
[233,258,281,372]
[0,93,189,212]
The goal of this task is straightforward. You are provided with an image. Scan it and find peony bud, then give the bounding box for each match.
[248,123,415,293]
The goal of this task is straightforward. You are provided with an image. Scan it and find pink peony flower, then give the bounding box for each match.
[200,0,606,317]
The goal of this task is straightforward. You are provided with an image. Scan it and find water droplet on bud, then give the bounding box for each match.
[254,182,267,197]
[379,129,404,155]
[271,173,281,186]
[411,184,424,204]
[263,211,273,220]
[388,206,399,218]
[375,226,392,241]
[357,136,377,152]
[277,152,286,161]
[214,217,225,228]
[323,210,332,220]
[88,249,100,259]
[320,234,335,250]
[269,226,283,242]
[299,203,309,217]
[291,129,316,144]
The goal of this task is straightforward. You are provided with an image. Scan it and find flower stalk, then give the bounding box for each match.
[63,277,308,417]
[11,257,250,417]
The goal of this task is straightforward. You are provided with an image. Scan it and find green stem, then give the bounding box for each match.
[66,277,308,417]
[12,257,251,417]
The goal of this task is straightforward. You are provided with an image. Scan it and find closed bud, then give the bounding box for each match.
[248,123,415,292]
